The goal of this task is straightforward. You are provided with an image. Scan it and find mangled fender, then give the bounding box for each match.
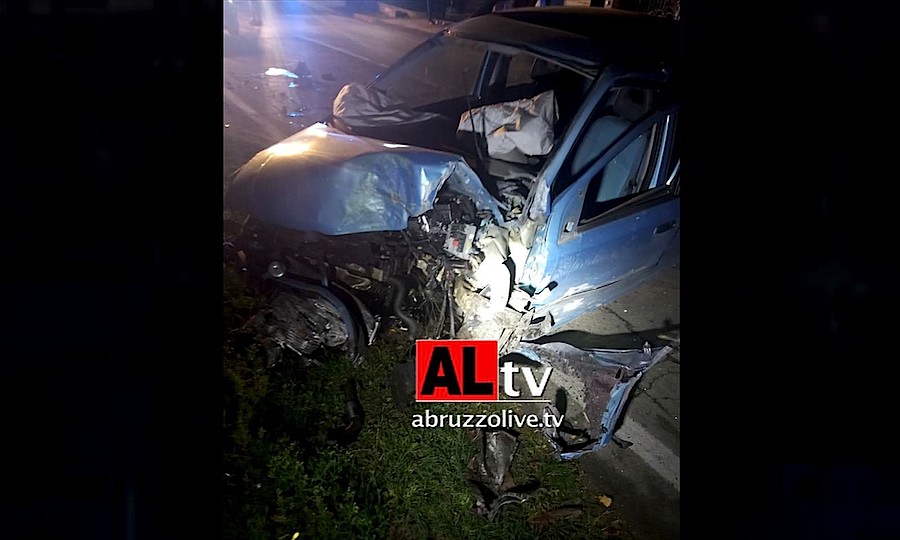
[508,341,672,460]
[226,122,503,235]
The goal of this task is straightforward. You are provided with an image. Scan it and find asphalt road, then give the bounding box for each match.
[223,2,433,185]
[223,5,680,538]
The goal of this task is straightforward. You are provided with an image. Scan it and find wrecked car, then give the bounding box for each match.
[227,8,681,352]
[226,8,680,459]
[226,8,680,453]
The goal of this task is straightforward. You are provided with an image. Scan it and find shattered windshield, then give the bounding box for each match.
[371,36,489,110]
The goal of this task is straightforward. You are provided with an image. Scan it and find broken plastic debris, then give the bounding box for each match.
[265,67,300,78]
[598,495,613,507]
[469,429,528,520]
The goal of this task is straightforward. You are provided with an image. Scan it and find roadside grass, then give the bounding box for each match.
[223,260,632,539]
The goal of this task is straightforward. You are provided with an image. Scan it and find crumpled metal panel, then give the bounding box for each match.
[510,341,672,460]
[227,123,503,235]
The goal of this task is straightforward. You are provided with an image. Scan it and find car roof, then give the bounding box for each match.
[447,7,679,74]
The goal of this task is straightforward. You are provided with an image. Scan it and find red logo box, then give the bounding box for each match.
[415,340,499,402]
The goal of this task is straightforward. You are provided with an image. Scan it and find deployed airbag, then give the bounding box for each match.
[333,82,442,128]
[457,90,558,164]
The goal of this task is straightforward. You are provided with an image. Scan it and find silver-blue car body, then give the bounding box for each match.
[227,7,681,456]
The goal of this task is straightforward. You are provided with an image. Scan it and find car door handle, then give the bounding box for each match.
[653,220,676,235]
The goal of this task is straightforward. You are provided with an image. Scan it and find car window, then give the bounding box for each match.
[550,85,661,202]
[578,117,668,226]
[570,87,660,176]
[371,36,489,109]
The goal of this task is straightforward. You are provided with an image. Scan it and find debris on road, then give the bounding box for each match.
[265,67,300,79]
[468,428,535,521]
[282,105,306,118]
[248,290,351,366]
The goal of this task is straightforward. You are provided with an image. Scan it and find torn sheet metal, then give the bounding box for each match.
[457,90,558,163]
[333,82,442,128]
[511,341,672,460]
[468,429,527,520]
[226,122,503,235]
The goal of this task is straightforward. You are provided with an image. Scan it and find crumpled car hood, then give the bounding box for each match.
[227,122,502,235]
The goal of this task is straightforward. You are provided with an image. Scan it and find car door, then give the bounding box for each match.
[530,77,680,327]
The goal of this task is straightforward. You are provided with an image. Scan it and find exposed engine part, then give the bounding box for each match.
[495,179,532,221]
[444,223,477,259]
[237,183,521,360]
[388,276,418,340]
